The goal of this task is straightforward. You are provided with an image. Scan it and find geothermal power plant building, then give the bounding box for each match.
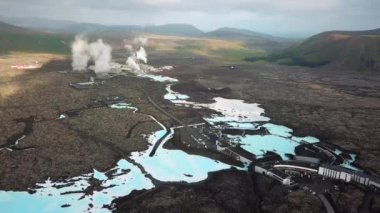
[318,165,380,190]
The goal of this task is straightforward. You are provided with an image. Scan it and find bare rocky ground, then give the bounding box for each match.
[152,53,380,174]
[0,53,177,190]
[113,169,259,213]
[1,51,380,212]
[143,52,380,212]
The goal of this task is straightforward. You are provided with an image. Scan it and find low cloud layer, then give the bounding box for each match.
[1,0,379,37]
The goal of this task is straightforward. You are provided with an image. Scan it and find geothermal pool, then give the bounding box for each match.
[0,74,359,213]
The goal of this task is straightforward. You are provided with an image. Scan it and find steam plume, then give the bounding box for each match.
[71,36,113,74]
[88,39,112,74]
[71,36,90,71]
[124,36,150,71]
[126,57,141,71]
[133,36,148,46]
[124,44,134,53]
[136,47,147,64]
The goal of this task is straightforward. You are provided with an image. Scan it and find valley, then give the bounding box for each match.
[0,18,379,212]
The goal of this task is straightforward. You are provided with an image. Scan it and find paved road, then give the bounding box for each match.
[143,90,186,156]
[143,89,252,163]
[144,91,185,126]
[317,194,335,213]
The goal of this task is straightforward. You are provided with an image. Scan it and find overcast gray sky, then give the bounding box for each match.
[0,0,379,37]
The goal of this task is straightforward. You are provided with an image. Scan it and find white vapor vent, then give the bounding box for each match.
[71,36,90,71]
[88,39,112,74]
[133,36,148,46]
[126,57,141,71]
[124,36,149,71]
[71,36,113,74]
[136,47,147,64]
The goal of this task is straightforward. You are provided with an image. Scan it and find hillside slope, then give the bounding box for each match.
[205,27,296,52]
[257,29,380,71]
[0,17,204,37]
[0,21,34,34]
[0,21,70,55]
[143,24,204,37]
[205,27,271,40]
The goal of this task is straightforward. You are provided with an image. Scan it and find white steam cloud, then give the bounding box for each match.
[126,57,141,71]
[71,36,112,74]
[88,39,112,74]
[71,36,90,71]
[133,36,148,46]
[124,44,134,53]
[136,47,147,64]
[125,36,149,71]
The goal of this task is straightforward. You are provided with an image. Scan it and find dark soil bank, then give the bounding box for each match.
[113,169,259,213]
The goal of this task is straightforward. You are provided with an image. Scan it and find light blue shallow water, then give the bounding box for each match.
[109,102,138,113]
[0,160,154,213]
[291,136,320,144]
[204,117,259,129]
[130,129,232,183]
[334,149,360,171]
[164,85,190,100]
[139,74,178,83]
[262,123,293,138]
[0,74,359,212]
[0,110,234,212]
[230,135,303,159]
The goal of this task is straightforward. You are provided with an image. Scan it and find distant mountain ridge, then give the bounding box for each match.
[246,28,380,71]
[0,17,203,36]
[307,28,380,39]
[0,20,34,34]
[0,20,70,55]
[143,24,204,37]
[0,17,301,57]
[2,18,378,71]
[0,16,281,40]
[205,27,273,40]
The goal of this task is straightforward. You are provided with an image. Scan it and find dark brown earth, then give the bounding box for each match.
[113,169,259,213]
[252,173,325,213]
[0,54,174,190]
[153,54,380,174]
[1,51,380,212]
[113,168,322,213]
[143,52,380,212]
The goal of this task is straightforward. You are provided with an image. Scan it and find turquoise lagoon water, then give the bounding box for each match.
[0,74,359,212]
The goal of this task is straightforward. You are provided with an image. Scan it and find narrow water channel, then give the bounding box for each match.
[0,74,360,212]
